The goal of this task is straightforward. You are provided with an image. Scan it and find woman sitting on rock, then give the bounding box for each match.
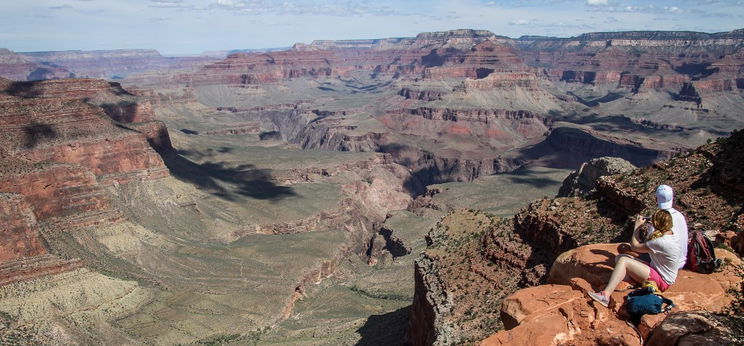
[588,209,683,307]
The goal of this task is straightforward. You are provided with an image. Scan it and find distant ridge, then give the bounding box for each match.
[518,28,744,41]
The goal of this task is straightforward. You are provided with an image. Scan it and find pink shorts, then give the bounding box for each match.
[647,267,670,291]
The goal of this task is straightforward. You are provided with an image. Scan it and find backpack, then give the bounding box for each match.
[685,230,722,274]
[625,287,674,323]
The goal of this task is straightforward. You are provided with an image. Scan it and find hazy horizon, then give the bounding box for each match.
[2,0,743,55]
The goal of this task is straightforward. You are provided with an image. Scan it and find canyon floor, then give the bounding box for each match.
[151,85,573,344]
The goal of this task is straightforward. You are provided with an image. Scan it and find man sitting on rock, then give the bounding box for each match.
[588,208,684,307]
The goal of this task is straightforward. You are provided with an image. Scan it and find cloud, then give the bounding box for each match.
[509,18,531,25]
[586,0,608,5]
[149,0,192,9]
[587,4,691,14]
[210,0,404,17]
[216,0,241,7]
[49,4,73,10]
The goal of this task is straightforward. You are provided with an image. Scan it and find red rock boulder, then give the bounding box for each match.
[546,243,742,339]
[483,284,640,346]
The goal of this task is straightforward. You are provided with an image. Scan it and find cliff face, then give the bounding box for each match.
[0,77,173,285]
[0,193,46,262]
[516,29,744,96]
[189,31,534,87]
[187,28,744,97]
[407,129,744,345]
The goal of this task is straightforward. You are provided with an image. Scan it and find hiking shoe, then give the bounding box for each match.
[588,291,610,307]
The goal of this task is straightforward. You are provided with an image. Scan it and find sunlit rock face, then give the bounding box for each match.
[407,129,744,345]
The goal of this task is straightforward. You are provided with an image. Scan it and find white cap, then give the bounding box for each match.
[656,185,673,210]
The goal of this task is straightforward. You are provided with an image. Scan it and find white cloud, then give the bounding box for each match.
[49,4,73,10]
[149,0,190,9]
[216,0,242,7]
[664,6,684,13]
[509,18,530,25]
[587,0,608,5]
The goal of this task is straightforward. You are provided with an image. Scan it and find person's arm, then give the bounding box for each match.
[630,214,651,253]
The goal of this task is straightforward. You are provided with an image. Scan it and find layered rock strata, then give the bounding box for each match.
[18,49,215,79]
[516,29,744,95]
[407,129,744,345]
[0,77,172,285]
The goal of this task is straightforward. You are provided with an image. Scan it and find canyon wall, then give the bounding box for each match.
[0,77,172,285]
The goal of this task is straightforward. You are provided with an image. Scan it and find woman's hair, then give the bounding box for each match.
[652,209,673,232]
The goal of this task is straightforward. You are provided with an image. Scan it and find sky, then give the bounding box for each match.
[1,0,743,55]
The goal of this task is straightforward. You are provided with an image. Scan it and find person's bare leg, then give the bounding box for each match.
[601,256,651,296]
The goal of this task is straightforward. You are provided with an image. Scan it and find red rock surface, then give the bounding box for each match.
[483,244,741,345]
[408,129,744,345]
[484,284,640,346]
[189,31,537,87]
[0,78,170,183]
[645,311,744,345]
[0,77,175,286]
[0,193,46,262]
[516,29,744,94]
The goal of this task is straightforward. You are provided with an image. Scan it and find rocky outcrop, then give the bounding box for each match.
[484,284,640,345]
[0,194,46,262]
[484,245,741,345]
[399,87,448,101]
[483,244,742,345]
[0,79,169,184]
[0,77,176,287]
[557,156,636,197]
[533,127,674,168]
[202,123,261,136]
[645,311,744,345]
[407,129,744,345]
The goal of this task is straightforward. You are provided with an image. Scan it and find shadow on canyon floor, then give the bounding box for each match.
[160,150,297,201]
[356,305,410,346]
[506,175,560,189]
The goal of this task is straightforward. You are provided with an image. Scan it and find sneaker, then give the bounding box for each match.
[588,291,610,307]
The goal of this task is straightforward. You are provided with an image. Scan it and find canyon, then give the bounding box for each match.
[0,28,742,344]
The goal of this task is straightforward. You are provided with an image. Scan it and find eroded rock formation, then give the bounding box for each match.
[407,129,744,345]
[558,156,636,197]
[0,77,171,285]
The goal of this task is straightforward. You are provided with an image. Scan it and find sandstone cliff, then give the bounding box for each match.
[516,29,744,97]
[0,77,172,285]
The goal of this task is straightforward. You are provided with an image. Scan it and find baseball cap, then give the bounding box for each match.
[656,185,673,210]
